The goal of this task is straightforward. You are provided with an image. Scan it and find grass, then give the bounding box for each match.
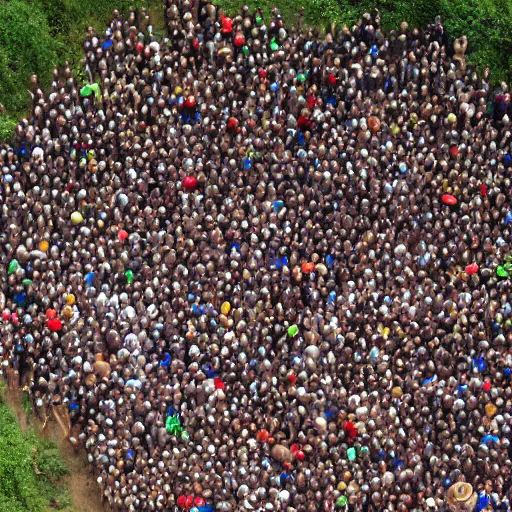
[0,394,72,512]
[1,0,512,141]
[148,0,168,35]
[21,392,32,417]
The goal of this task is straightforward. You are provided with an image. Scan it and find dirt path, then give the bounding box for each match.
[4,388,108,512]
[4,388,28,432]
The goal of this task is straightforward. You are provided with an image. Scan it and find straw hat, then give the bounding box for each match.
[446,483,477,511]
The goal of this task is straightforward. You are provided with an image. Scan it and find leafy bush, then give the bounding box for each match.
[0,399,70,511]
[0,1,59,115]
[438,0,512,83]
[34,441,69,482]
[20,393,32,416]
[0,117,18,144]
[0,0,144,139]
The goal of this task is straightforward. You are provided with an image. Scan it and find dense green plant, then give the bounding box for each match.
[0,398,71,511]
[0,1,59,116]
[438,0,512,83]
[35,441,69,482]
[0,0,145,140]
[21,393,32,416]
[0,117,18,144]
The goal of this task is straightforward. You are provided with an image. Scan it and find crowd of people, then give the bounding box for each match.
[1,0,512,510]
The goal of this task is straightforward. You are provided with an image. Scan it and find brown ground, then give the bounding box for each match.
[4,387,108,512]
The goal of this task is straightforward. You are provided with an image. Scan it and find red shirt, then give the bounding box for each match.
[221,16,233,34]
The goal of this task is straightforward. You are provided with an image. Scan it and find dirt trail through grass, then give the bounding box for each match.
[4,388,107,512]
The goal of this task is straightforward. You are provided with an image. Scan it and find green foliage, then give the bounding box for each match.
[0,117,17,144]
[35,441,69,482]
[0,399,70,511]
[438,0,512,83]
[34,0,145,76]
[0,1,59,115]
[0,0,144,139]
[21,393,32,417]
